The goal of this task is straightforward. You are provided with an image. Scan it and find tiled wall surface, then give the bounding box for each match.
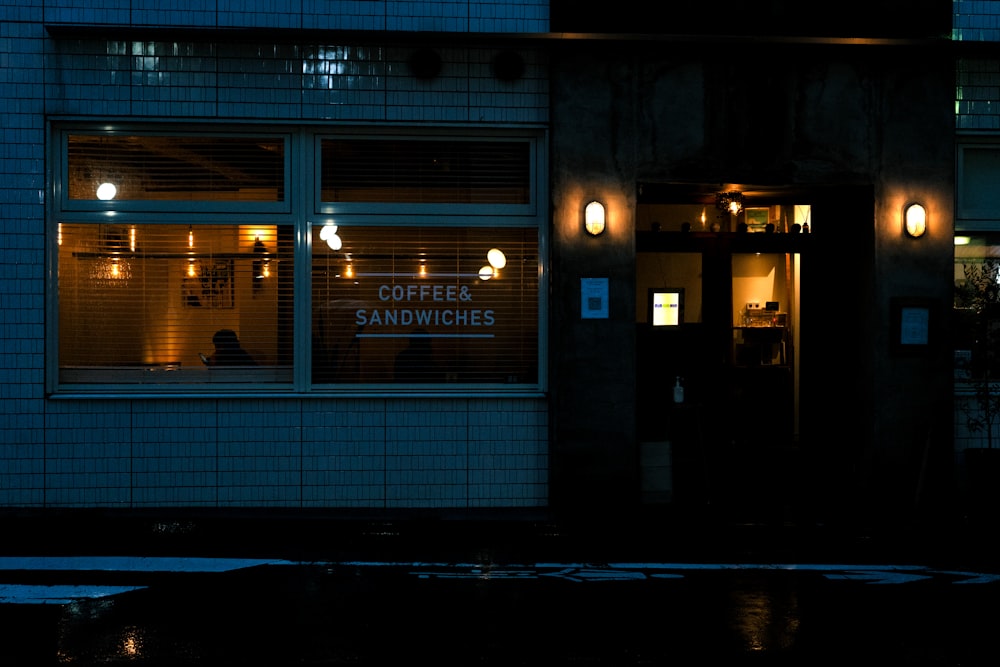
[957,58,1000,130]
[0,0,548,509]
[39,0,549,33]
[954,0,1000,41]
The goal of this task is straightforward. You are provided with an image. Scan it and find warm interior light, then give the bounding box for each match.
[419,261,427,277]
[487,248,507,269]
[716,191,743,215]
[479,265,494,280]
[344,264,354,279]
[96,182,117,200]
[955,236,972,246]
[585,201,606,236]
[905,203,927,238]
[319,224,337,241]
[320,224,343,251]
[187,259,196,277]
[188,226,194,249]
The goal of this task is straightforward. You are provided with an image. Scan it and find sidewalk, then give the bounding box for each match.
[3,503,997,570]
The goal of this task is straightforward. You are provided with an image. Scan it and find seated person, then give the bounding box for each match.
[201,329,257,366]
[394,329,440,382]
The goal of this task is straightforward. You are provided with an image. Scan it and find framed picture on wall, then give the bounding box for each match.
[745,207,769,233]
[182,259,234,309]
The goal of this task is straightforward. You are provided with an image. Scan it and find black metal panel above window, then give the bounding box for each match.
[320,139,531,205]
[550,0,950,39]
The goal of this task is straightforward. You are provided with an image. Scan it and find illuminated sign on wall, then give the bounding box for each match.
[649,288,684,327]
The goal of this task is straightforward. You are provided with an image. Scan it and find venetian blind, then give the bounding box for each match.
[320,138,531,204]
[311,225,539,384]
[58,223,294,386]
[66,134,285,202]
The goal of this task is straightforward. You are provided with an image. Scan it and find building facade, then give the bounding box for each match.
[0,0,967,524]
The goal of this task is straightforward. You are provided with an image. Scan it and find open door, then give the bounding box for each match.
[635,193,815,517]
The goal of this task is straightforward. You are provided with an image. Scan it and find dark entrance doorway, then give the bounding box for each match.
[633,184,875,522]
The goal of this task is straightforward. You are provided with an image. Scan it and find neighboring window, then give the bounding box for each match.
[51,126,543,392]
[954,234,1000,383]
[311,225,538,384]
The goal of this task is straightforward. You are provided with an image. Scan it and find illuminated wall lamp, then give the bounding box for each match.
[904,202,927,238]
[584,200,606,236]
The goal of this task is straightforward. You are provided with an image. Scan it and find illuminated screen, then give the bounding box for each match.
[649,288,684,327]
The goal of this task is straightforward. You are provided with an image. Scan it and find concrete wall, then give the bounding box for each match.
[548,40,955,520]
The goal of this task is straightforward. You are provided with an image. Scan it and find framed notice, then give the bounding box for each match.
[890,296,936,356]
[581,277,609,319]
[648,287,684,326]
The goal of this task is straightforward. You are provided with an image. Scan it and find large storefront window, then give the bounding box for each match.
[57,223,294,385]
[311,225,538,384]
[50,127,544,393]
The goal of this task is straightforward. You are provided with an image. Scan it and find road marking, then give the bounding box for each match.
[0,584,145,605]
[0,557,293,605]
[0,556,291,573]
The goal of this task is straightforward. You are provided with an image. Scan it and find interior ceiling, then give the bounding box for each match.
[638,181,812,206]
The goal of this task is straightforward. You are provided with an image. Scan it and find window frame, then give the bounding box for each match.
[47,122,548,396]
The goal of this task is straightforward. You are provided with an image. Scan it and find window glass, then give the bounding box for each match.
[954,234,1000,383]
[311,225,538,384]
[57,223,294,385]
[320,138,530,204]
[67,134,285,202]
[52,127,543,393]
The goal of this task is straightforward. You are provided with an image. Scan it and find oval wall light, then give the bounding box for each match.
[584,200,606,236]
[904,202,927,238]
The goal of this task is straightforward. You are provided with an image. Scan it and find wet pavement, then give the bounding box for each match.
[3,508,1000,665]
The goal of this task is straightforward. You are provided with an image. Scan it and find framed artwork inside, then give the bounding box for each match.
[745,207,769,233]
[183,259,234,309]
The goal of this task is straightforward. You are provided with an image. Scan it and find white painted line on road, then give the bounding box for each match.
[0,556,295,605]
[0,556,292,573]
[0,584,145,605]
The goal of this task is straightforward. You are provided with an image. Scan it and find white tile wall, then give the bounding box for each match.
[0,0,549,510]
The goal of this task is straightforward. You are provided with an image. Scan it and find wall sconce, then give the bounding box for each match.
[716,191,743,215]
[904,202,926,238]
[584,201,606,236]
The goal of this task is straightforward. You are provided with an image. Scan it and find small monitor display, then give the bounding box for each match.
[648,288,684,327]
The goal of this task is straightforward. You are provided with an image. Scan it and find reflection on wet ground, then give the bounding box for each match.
[3,556,1000,665]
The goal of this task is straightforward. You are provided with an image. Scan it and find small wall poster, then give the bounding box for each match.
[900,306,929,345]
[581,277,609,319]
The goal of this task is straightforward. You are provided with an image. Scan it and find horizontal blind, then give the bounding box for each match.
[67,134,285,202]
[320,138,531,204]
[58,223,294,385]
[311,225,539,384]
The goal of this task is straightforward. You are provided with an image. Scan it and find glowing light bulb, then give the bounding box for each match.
[487,248,506,270]
[96,182,117,200]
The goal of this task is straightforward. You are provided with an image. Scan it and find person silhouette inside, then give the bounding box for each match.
[201,329,257,366]
[394,329,439,382]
